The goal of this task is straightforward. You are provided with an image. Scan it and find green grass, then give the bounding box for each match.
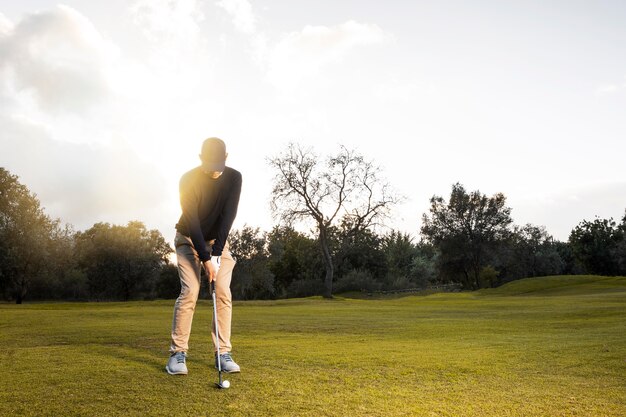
[1,275,625,416]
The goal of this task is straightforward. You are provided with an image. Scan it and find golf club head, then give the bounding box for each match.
[216,379,230,389]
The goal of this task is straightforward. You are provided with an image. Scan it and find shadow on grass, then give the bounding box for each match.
[85,343,167,374]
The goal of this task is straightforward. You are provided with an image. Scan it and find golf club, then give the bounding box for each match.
[211,280,230,389]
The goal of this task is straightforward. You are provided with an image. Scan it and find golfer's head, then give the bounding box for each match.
[200,137,228,177]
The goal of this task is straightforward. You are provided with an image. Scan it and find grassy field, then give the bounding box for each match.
[1,275,625,416]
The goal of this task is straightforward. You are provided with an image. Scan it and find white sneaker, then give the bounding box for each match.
[216,352,240,373]
[166,352,188,375]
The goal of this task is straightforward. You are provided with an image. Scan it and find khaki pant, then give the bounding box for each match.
[170,232,235,354]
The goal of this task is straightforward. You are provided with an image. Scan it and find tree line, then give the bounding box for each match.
[1,147,625,303]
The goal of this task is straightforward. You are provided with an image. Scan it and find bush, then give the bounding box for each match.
[387,276,414,291]
[479,265,499,288]
[410,254,437,287]
[286,279,323,298]
[334,269,382,293]
[233,265,275,300]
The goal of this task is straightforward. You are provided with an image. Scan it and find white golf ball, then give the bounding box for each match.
[222,380,230,389]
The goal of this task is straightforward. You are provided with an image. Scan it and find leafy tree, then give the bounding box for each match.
[74,221,172,300]
[0,168,64,303]
[408,242,438,288]
[569,215,624,275]
[513,225,552,277]
[228,225,275,300]
[156,264,180,299]
[552,241,581,275]
[382,231,417,282]
[380,231,437,289]
[616,211,626,275]
[334,217,387,284]
[266,225,324,297]
[28,223,89,301]
[497,224,563,282]
[421,183,513,289]
[268,143,400,298]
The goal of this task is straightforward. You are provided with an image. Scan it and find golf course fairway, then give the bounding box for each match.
[1,275,624,416]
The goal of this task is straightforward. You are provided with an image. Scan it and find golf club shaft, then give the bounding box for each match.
[212,280,222,379]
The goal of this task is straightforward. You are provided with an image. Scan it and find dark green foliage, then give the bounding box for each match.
[478,265,499,288]
[553,240,583,275]
[334,220,387,283]
[74,221,172,300]
[510,225,562,277]
[382,231,417,281]
[494,224,565,284]
[334,269,382,293]
[421,183,514,289]
[616,213,626,274]
[229,225,275,300]
[0,168,66,303]
[156,264,180,299]
[381,231,437,288]
[286,278,323,297]
[408,247,438,287]
[569,214,626,275]
[267,226,324,296]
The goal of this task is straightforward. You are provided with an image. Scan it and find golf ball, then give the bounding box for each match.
[222,380,230,389]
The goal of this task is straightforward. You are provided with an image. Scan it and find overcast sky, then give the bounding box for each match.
[1,0,625,246]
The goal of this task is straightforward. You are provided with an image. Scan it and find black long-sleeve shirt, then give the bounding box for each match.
[175,166,242,261]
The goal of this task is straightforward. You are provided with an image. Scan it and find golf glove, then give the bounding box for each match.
[211,255,221,273]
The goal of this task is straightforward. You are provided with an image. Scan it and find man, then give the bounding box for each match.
[166,137,242,375]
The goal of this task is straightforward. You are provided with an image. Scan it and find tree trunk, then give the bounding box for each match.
[471,249,482,289]
[319,226,334,299]
[461,268,471,290]
[472,264,481,290]
[15,275,27,304]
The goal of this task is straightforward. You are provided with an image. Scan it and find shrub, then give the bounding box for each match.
[286,279,323,298]
[334,269,382,293]
[479,265,499,288]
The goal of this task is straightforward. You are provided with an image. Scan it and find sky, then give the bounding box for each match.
[1,0,625,247]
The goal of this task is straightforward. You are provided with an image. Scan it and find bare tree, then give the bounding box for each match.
[268,143,401,298]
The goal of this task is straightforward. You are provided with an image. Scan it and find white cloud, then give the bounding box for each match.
[130,0,205,44]
[595,77,626,95]
[0,5,117,114]
[127,0,215,101]
[0,114,172,232]
[373,79,425,103]
[214,0,268,68]
[0,12,13,35]
[267,20,390,92]
[210,7,392,95]
[216,0,256,34]
[596,84,619,94]
[0,5,189,236]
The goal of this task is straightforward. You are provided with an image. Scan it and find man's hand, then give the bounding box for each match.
[203,256,221,282]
